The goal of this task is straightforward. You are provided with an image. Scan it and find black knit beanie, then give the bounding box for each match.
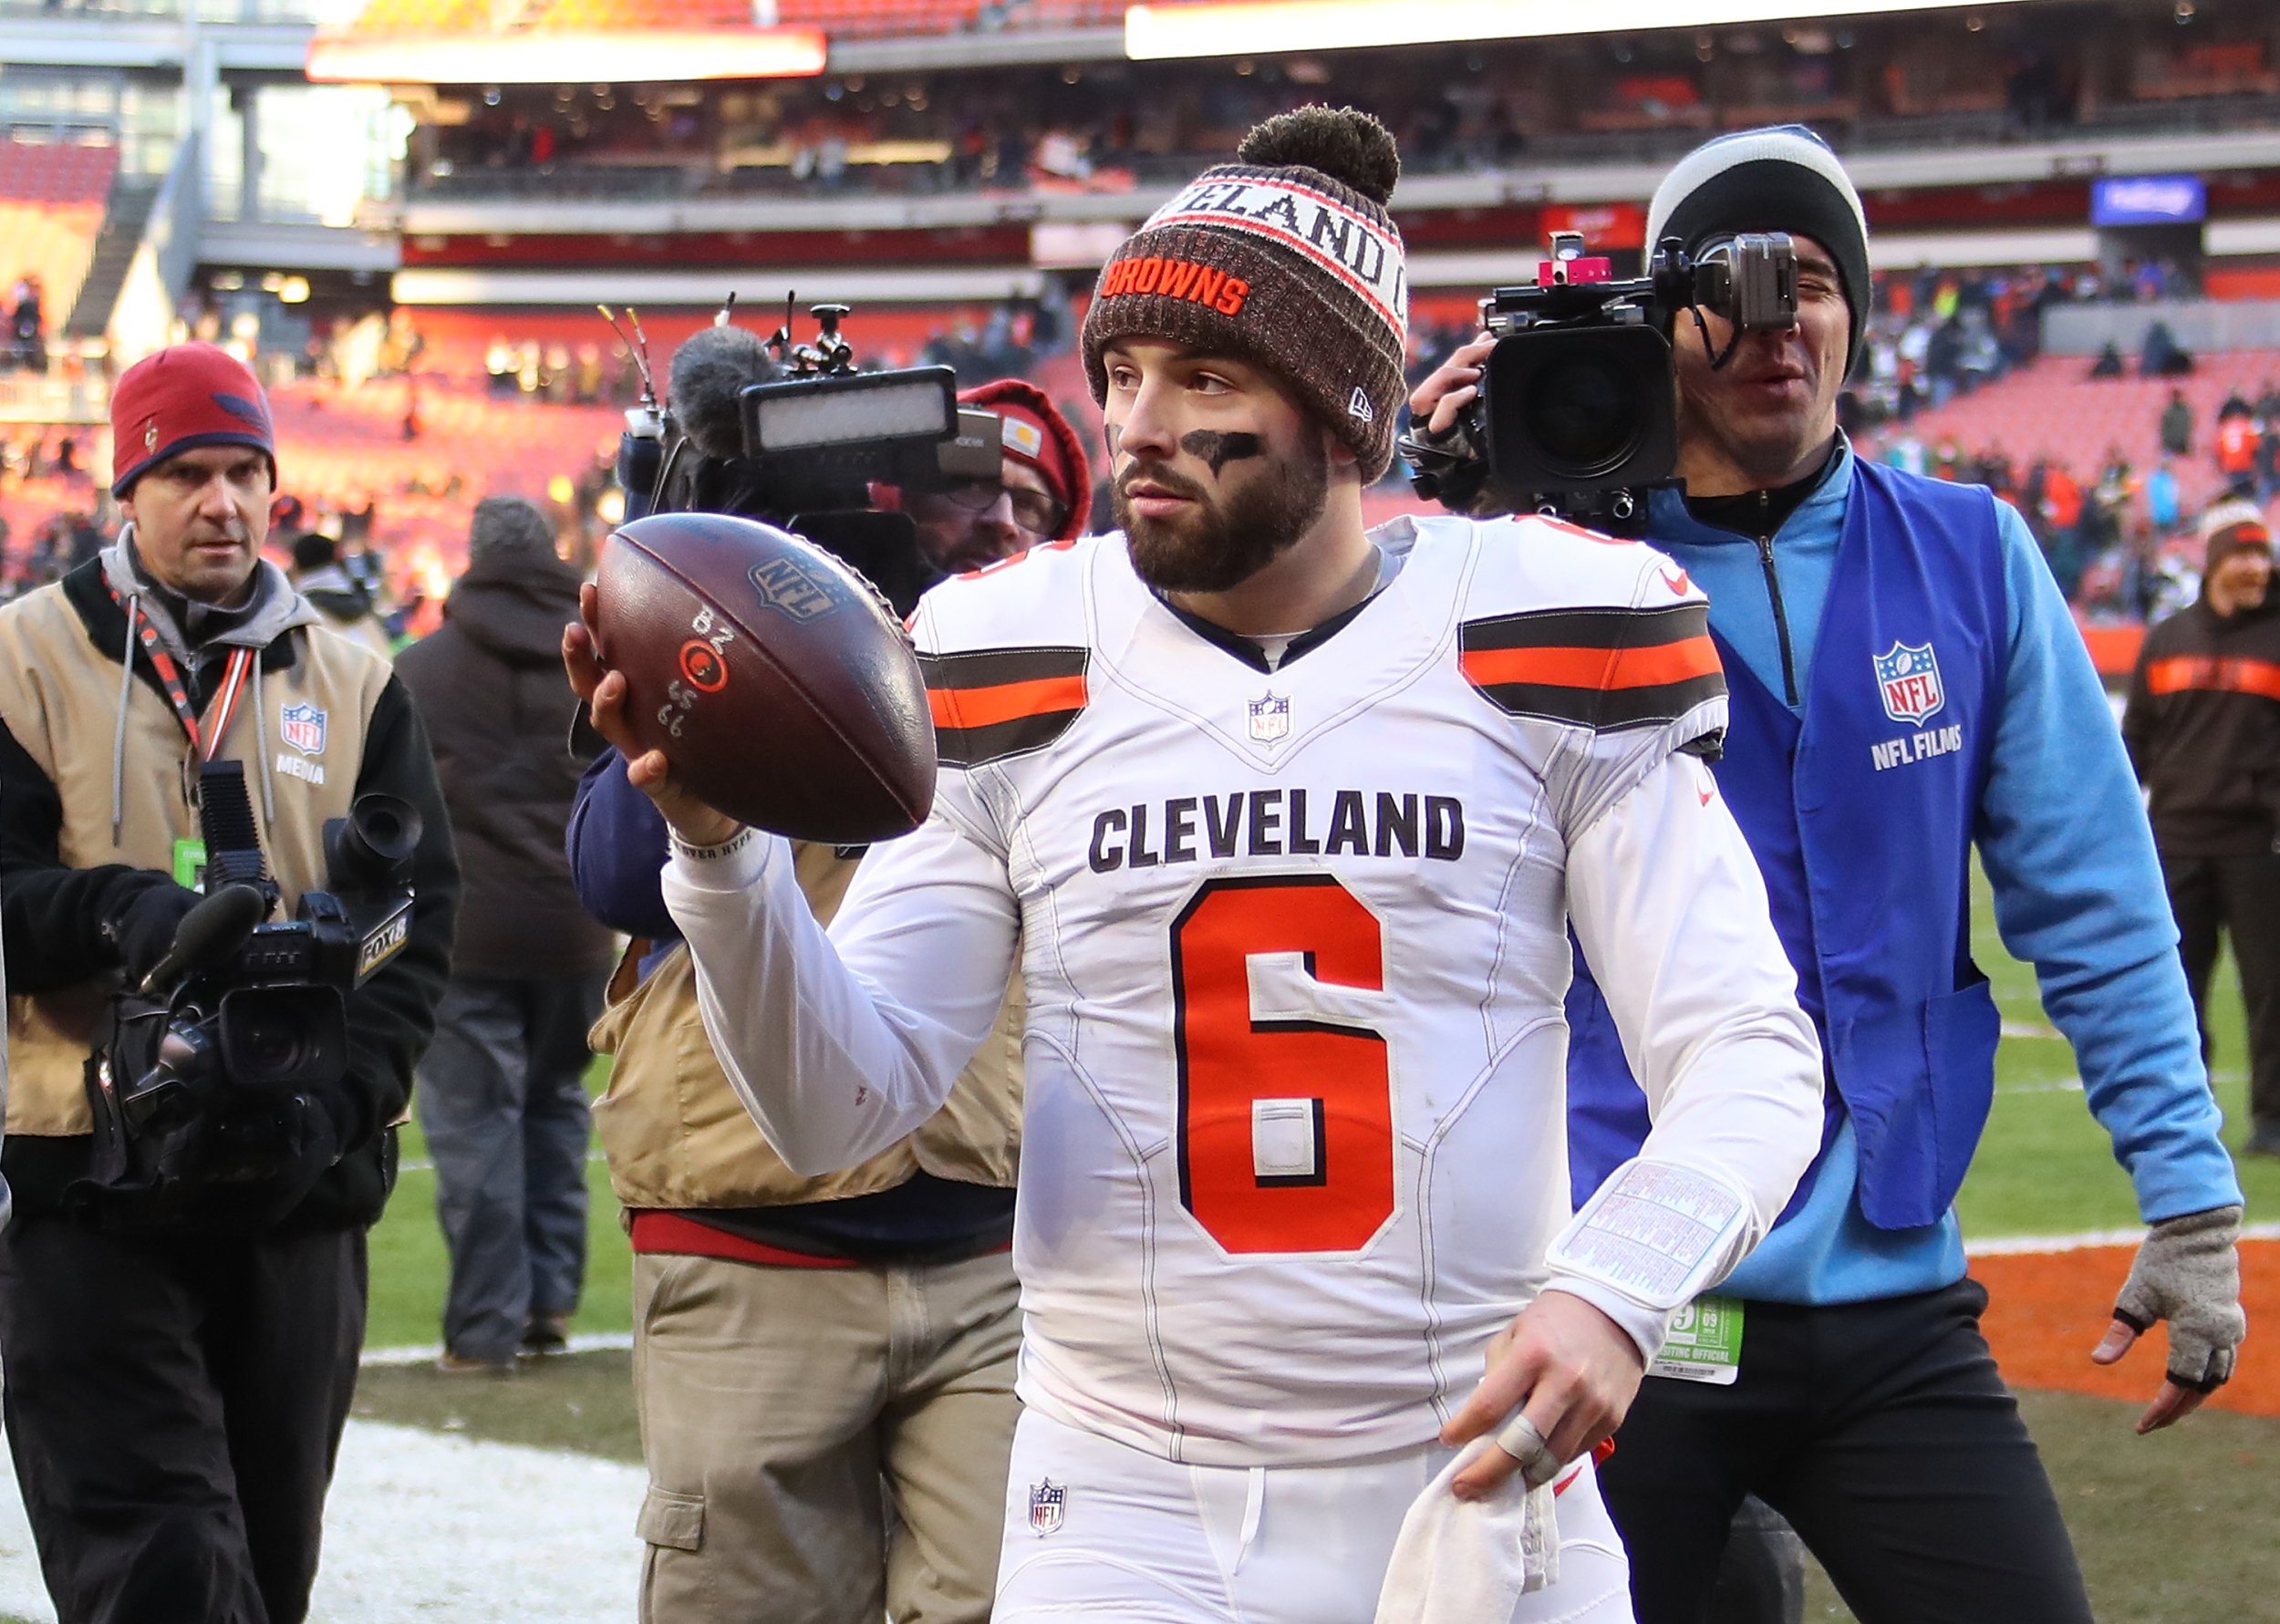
[1082,107,1409,481]
[1646,125,1871,378]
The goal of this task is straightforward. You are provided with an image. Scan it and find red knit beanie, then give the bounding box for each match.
[109,342,277,498]
[959,378,1092,541]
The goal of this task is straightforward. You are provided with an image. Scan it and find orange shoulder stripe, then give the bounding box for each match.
[1460,635,1721,693]
[928,672,1090,731]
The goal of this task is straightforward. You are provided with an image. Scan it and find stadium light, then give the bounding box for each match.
[306,27,827,87]
[1125,0,2030,58]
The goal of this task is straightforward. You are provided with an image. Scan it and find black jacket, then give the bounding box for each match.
[2123,593,2280,857]
[394,549,609,980]
[0,556,461,1227]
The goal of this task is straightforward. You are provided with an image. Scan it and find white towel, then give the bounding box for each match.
[1372,1438,1560,1624]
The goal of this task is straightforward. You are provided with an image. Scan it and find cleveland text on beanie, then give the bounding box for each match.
[1080,106,1410,482]
[1646,125,1871,377]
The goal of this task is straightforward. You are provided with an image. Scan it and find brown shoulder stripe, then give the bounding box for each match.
[1460,602,1725,730]
[921,646,1091,767]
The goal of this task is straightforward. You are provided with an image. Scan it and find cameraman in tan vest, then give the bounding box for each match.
[0,343,458,1624]
[569,343,1082,1624]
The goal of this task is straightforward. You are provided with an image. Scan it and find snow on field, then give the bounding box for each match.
[0,1419,644,1623]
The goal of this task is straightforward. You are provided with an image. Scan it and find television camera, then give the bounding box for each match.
[1402,231,1798,534]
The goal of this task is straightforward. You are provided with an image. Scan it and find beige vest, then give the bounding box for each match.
[0,589,391,1134]
[589,840,1022,1207]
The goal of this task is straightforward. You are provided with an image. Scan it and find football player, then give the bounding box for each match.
[567,109,1827,1622]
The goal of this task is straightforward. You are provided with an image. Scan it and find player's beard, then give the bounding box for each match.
[1118,435,1331,595]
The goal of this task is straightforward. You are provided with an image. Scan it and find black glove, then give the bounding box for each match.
[101,878,205,986]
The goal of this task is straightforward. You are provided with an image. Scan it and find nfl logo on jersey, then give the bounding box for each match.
[1027,1478,1065,1536]
[1871,642,1944,726]
[1247,692,1291,743]
[279,702,326,755]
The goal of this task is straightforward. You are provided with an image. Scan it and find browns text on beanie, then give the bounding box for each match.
[959,378,1093,541]
[109,342,277,498]
[1646,125,1871,377]
[1082,106,1409,481]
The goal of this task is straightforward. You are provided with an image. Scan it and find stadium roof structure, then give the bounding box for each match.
[307,0,827,84]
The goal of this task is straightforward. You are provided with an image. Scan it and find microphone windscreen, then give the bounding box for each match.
[142,883,268,992]
[668,325,780,462]
[171,884,267,967]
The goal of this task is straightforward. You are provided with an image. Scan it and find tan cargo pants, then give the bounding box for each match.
[631,1245,1021,1624]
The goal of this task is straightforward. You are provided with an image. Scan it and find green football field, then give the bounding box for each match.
[338,872,2278,1624]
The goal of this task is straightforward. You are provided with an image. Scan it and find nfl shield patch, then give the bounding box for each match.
[1248,692,1291,743]
[1872,641,1944,726]
[279,702,326,756]
[1028,1478,1065,1536]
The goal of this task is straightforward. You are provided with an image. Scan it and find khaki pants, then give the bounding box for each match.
[631,1245,1021,1624]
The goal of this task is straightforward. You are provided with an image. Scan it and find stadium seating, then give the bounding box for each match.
[1869,350,2280,516]
[0,140,119,340]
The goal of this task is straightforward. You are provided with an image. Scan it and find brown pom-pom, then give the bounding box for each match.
[1236,106,1399,206]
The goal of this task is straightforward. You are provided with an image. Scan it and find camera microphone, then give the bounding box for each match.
[139,884,267,996]
[668,323,780,461]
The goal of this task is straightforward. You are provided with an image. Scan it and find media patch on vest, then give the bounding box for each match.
[1872,641,1944,726]
[280,701,326,755]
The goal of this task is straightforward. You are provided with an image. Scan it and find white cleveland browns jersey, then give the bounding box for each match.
[666,513,1823,1468]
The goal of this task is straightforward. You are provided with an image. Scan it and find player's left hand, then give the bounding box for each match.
[1441,1288,1644,1499]
[2089,1204,2245,1434]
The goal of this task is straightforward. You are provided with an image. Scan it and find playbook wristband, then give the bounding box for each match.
[1542,1158,1755,1358]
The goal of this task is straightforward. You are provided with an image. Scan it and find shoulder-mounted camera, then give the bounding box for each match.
[1402,231,1798,533]
[609,298,1003,617]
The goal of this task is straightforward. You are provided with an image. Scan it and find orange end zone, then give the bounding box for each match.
[1973,1238,2280,1418]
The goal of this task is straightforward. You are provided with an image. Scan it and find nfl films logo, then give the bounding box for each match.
[1028,1479,1065,1536]
[1248,691,1291,743]
[279,702,326,755]
[1872,642,1945,726]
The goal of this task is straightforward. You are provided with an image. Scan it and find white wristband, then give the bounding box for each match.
[669,824,753,864]
[1542,1158,1753,1316]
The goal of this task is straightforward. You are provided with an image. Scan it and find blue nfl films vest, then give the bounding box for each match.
[1567,461,2009,1232]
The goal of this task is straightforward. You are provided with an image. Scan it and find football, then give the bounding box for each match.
[591,512,938,843]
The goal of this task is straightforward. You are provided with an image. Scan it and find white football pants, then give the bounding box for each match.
[994,1406,1633,1623]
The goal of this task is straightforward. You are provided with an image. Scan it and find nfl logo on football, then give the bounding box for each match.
[1248,692,1291,744]
[1871,642,1944,727]
[280,702,326,755]
[1027,1478,1065,1536]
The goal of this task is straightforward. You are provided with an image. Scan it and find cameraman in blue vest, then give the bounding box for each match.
[1413,126,2244,1624]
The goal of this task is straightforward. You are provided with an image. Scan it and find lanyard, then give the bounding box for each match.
[114,589,256,762]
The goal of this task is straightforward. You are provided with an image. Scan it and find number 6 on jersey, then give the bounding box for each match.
[1170,875,1398,1255]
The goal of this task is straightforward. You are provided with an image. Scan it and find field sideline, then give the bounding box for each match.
[0,874,2265,1622]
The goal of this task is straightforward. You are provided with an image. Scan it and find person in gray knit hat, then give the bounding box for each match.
[566,101,1833,1624]
[1415,124,2243,1624]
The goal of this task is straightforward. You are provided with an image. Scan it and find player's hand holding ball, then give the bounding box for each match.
[563,512,938,850]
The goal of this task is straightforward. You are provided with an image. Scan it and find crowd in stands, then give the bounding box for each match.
[1863,373,2280,623]
[411,6,2280,200]
[2,267,2274,631]
[1844,263,2205,429]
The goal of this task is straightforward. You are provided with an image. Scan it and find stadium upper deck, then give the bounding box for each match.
[280,0,2280,309]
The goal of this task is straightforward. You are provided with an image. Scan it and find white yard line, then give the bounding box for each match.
[359,1329,634,1367]
[0,1419,646,1624]
[1967,1220,2280,1257]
